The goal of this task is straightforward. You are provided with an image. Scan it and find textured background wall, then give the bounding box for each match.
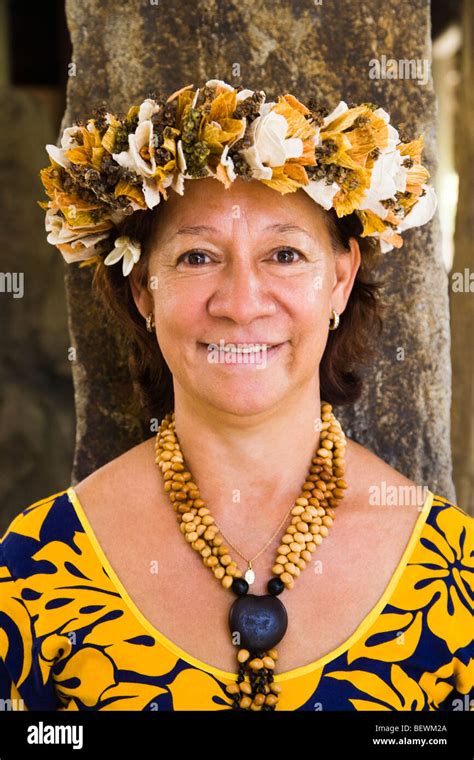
[0,88,75,524]
[61,0,455,500]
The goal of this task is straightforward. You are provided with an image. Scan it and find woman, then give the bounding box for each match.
[0,80,472,712]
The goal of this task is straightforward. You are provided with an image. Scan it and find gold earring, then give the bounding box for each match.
[328,308,340,330]
[146,312,155,332]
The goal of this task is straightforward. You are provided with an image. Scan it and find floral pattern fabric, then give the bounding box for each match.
[0,488,472,711]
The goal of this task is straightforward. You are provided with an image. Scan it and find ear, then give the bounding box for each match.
[330,237,361,314]
[129,260,154,320]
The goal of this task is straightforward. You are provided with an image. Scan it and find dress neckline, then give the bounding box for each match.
[65,485,434,683]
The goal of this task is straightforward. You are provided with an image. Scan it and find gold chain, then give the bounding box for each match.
[213,501,298,576]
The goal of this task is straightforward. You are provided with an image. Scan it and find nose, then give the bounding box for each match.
[207,258,277,324]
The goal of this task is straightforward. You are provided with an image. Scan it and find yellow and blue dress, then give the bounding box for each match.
[0,487,472,711]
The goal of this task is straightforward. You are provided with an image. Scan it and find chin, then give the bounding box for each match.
[199,383,287,418]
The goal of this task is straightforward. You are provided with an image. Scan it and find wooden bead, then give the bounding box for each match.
[295,497,309,506]
[221,575,233,589]
[291,505,305,515]
[249,658,264,670]
[262,656,275,669]
[254,693,266,705]
[237,649,250,663]
[265,694,279,706]
[239,681,252,694]
[225,682,240,694]
[293,532,307,544]
[290,542,304,553]
[240,696,252,709]
[270,682,282,693]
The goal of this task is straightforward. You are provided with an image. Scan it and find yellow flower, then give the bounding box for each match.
[389,507,473,654]
[327,664,427,710]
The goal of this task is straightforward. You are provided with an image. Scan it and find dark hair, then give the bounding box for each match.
[92,198,386,423]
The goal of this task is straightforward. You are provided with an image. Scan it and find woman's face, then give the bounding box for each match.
[131,176,360,417]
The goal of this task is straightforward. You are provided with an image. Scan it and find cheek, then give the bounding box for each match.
[152,272,204,331]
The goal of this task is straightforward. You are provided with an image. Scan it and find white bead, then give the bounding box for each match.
[245,568,255,585]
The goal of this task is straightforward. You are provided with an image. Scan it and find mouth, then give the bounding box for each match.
[198,341,287,360]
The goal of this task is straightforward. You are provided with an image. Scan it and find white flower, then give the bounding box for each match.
[204,79,235,93]
[45,125,84,169]
[398,184,437,231]
[302,178,340,209]
[45,208,110,263]
[239,109,304,180]
[322,101,348,128]
[103,235,142,276]
[112,110,164,210]
[359,148,406,218]
[137,98,160,123]
[171,139,213,196]
[373,184,437,253]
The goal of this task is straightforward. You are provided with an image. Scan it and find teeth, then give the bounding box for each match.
[207,344,271,353]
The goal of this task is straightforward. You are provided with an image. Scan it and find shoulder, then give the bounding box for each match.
[343,437,431,511]
[0,489,72,572]
[424,491,473,547]
[73,436,157,521]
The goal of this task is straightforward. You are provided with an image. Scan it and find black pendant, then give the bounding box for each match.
[228,593,288,651]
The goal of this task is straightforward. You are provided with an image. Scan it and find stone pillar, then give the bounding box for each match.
[451,0,473,514]
[0,88,75,529]
[62,0,455,503]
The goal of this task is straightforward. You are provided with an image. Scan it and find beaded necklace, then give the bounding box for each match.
[154,400,347,710]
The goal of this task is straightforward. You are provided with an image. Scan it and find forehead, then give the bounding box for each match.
[155,176,329,239]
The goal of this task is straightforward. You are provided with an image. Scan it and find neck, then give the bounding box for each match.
[169,380,324,556]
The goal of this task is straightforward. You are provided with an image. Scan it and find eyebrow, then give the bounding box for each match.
[171,223,315,240]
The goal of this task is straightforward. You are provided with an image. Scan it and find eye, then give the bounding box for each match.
[176,250,212,266]
[271,247,304,263]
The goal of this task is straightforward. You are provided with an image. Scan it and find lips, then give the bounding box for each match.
[198,341,287,361]
[200,341,283,348]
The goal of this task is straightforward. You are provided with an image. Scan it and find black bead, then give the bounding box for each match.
[267,576,285,596]
[229,593,288,651]
[231,577,249,596]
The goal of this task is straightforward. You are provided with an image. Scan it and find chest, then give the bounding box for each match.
[91,500,418,675]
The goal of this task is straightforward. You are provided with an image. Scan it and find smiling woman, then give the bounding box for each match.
[1,79,472,713]
[92,176,384,423]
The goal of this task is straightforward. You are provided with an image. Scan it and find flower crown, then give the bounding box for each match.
[38,78,437,277]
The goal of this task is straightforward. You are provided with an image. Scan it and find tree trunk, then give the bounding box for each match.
[62,0,456,504]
